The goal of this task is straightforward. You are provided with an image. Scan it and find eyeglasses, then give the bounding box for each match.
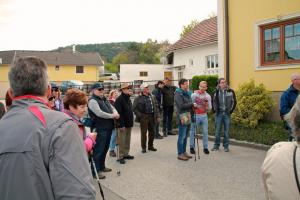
[52,89,59,92]
[97,88,104,91]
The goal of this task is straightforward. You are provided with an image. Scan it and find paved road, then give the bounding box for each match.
[96,125,267,200]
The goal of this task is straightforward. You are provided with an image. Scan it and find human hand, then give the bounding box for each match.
[114,113,120,119]
[89,132,97,141]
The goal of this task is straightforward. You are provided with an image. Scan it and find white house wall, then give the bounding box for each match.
[173,43,219,79]
[120,64,171,82]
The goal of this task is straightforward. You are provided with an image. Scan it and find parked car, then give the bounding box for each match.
[99,73,118,81]
[60,80,84,94]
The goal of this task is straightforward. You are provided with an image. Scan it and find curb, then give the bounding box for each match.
[172,128,271,151]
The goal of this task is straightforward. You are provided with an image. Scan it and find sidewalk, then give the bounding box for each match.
[96,125,267,200]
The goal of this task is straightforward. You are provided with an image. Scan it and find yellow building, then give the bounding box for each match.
[218,0,300,120]
[0,50,104,98]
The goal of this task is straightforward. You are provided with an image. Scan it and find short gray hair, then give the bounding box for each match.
[284,96,300,137]
[9,56,48,97]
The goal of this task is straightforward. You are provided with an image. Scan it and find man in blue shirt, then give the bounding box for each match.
[280,73,300,141]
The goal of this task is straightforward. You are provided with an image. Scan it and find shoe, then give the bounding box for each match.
[96,172,106,179]
[224,148,229,152]
[148,147,157,151]
[203,148,210,154]
[167,131,176,135]
[155,135,163,139]
[177,154,189,161]
[183,152,192,159]
[141,149,147,153]
[101,167,112,172]
[109,150,116,157]
[190,148,195,154]
[211,147,219,151]
[117,158,126,164]
[123,155,134,160]
[163,132,167,137]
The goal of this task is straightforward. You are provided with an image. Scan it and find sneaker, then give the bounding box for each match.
[183,152,192,159]
[109,150,116,157]
[117,158,126,164]
[141,149,147,153]
[101,167,112,172]
[211,147,219,151]
[148,147,157,151]
[203,148,210,154]
[177,154,188,161]
[163,133,168,137]
[123,155,134,160]
[190,148,195,154]
[96,172,106,179]
[155,135,163,139]
[224,148,229,152]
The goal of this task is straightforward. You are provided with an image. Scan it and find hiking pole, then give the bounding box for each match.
[193,121,197,162]
[196,136,200,160]
[90,154,105,200]
[116,129,121,176]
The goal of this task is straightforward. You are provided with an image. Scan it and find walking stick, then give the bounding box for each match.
[116,129,121,176]
[193,113,200,161]
[197,136,200,160]
[90,154,105,200]
[194,121,197,162]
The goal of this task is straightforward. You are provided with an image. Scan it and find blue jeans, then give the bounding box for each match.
[213,113,230,149]
[177,123,190,155]
[109,129,116,151]
[93,128,112,171]
[190,114,209,149]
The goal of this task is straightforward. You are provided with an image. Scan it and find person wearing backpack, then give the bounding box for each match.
[0,57,96,200]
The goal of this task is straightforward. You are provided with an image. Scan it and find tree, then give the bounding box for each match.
[180,19,199,38]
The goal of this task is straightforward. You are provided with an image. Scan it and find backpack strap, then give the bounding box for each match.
[28,105,46,127]
[293,145,300,193]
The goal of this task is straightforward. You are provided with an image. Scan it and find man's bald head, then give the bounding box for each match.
[291,73,300,89]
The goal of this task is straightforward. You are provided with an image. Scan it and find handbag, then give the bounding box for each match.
[179,112,191,125]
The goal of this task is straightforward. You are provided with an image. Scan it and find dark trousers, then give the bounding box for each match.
[163,105,174,133]
[93,128,113,172]
[140,113,155,149]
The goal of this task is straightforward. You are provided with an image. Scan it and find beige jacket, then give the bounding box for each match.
[261,142,300,200]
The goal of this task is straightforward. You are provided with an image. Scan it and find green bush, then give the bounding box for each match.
[207,115,288,145]
[232,79,274,128]
[191,75,218,96]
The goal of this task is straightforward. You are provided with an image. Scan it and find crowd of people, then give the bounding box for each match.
[0,56,299,200]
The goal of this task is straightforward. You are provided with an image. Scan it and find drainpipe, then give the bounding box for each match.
[225,0,230,84]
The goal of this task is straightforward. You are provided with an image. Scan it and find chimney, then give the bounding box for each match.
[72,44,76,53]
[0,58,2,64]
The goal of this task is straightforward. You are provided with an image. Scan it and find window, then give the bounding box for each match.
[178,71,183,80]
[139,71,148,77]
[76,66,84,73]
[189,59,193,66]
[205,54,218,69]
[55,65,60,71]
[260,17,300,66]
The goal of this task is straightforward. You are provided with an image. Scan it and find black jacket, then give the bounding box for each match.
[114,93,134,128]
[212,87,237,115]
[161,85,176,107]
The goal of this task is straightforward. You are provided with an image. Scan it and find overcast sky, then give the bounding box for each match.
[0,0,217,51]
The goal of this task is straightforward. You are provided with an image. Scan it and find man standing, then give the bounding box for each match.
[114,83,134,164]
[0,57,95,199]
[190,81,212,155]
[133,83,159,153]
[88,83,119,179]
[211,78,236,152]
[152,80,164,139]
[280,73,300,141]
[50,83,64,111]
[161,77,176,136]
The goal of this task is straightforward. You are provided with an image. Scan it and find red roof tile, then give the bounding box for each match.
[168,17,217,52]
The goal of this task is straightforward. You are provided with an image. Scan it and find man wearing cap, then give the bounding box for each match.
[133,83,160,153]
[88,82,120,179]
[280,73,300,141]
[114,83,134,164]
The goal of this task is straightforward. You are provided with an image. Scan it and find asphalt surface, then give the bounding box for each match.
[95,125,267,200]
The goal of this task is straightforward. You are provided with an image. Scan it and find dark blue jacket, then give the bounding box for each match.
[280,85,299,117]
[152,86,162,111]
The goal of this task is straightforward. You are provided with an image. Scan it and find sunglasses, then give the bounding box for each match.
[52,88,59,92]
[97,88,104,91]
